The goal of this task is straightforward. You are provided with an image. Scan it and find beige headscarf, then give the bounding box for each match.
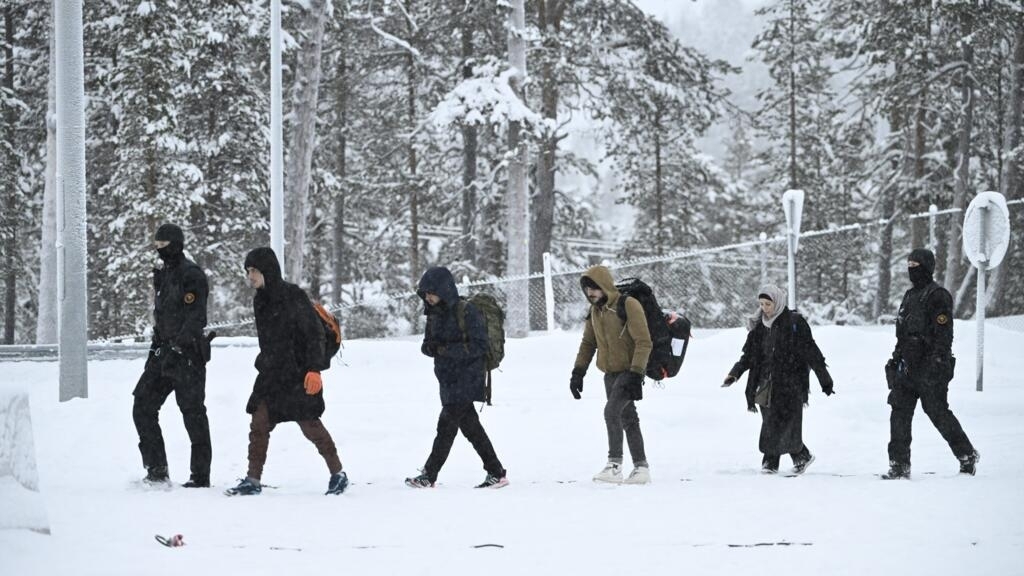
[746,284,788,331]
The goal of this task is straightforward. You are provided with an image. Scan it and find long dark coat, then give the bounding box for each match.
[728,309,832,453]
[418,267,488,406]
[244,248,327,424]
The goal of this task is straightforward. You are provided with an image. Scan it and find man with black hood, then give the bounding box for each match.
[883,248,979,479]
[225,247,348,496]
[404,266,508,489]
[132,223,212,488]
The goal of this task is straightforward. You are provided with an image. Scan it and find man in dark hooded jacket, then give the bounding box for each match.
[225,247,348,496]
[404,266,508,489]
[132,223,212,488]
[883,248,979,479]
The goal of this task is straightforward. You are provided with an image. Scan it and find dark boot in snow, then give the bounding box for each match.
[958,451,979,476]
[881,461,911,480]
[405,473,434,488]
[326,471,349,495]
[183,474,209,488]
[143,466,170,485]
[225,477,262,496]
[791,448,815,475]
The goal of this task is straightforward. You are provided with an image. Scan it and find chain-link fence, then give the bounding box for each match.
[84,197,1024,345]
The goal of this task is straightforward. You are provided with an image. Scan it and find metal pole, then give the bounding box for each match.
[928,204,938,253]
[976,205,987,392]
[759,232,768,287]
[270,0,285,270]
[55,0,88,401]
[786,197,797,311]
[543,252,555,332]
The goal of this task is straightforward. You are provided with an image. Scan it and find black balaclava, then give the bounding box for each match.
[243,247,283,291]
[155,224,185,264]
[908,248,936,289]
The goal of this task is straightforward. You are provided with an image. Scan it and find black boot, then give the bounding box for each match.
[958,451,979,476]
[881,461,910,480]
[761,454,779,474]
[183,474,210,488]
[143,465,170,485]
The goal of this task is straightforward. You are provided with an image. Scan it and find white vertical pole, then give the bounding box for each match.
[55,0,88,401]
[782,190,803,311]
[504,0,530,338]
[787,223,797,311]
[759,232,768,287]
[976,205,987,392]
[928,204,938,253]
[542,252,555,332]
[270,0,285,270]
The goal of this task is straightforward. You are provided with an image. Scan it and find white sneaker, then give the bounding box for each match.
[593,462,623,483]
[623,466,651,485]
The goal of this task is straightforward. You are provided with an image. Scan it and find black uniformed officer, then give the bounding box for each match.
[883,248,978,479]
[132,224,213,487]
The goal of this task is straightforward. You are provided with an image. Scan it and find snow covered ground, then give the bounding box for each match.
[2,323,1023,575]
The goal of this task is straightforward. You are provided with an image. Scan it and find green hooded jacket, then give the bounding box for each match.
[573,265,653,375]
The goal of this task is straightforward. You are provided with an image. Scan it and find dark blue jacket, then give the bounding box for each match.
[418,267,488,406]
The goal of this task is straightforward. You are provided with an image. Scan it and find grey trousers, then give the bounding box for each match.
[604,372,648,466]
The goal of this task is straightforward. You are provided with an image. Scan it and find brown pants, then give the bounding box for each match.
[247,402,342,480]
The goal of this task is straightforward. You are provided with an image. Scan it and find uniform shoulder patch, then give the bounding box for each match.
[184,292,196,305]
[936,313,949,325]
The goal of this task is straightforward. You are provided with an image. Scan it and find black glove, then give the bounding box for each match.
[722,374,737,387]
[820,374,835,396]
[884,358,897,389]
[623,371,644,401]
[421,340,440,357]
[747,404,758,414]
[570,368,585,400]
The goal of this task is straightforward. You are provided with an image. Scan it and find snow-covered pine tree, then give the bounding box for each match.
[596,9,727,256]
[91,0,197,338]
[178,0,270,325]
[1,1,48,344]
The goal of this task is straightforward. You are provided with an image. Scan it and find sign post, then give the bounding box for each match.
[782,190,805,311]
[961,192,1011,392]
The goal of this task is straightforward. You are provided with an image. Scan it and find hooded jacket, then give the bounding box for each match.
[244,247,327,423]
[573,266,652,375]
[418,267,488,406]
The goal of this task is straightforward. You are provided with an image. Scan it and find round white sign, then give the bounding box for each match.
[962,192,1011,269]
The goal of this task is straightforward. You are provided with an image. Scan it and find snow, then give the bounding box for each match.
[0,385,48,533]
[1,324,1023,574]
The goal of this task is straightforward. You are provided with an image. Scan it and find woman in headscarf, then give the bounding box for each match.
[722,285,835,474]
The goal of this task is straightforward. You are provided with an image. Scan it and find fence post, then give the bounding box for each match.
[542,252,556,332]
[928,204,938,252]
[759,232,768,287]
[782,190,805,311]
[975,204,987,392]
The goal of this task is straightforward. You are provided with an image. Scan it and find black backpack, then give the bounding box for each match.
[455,294,506,405]
[312,301,343,369]
[614,278,692,381]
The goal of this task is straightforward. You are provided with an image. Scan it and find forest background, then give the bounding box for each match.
[0,0,1021,343]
